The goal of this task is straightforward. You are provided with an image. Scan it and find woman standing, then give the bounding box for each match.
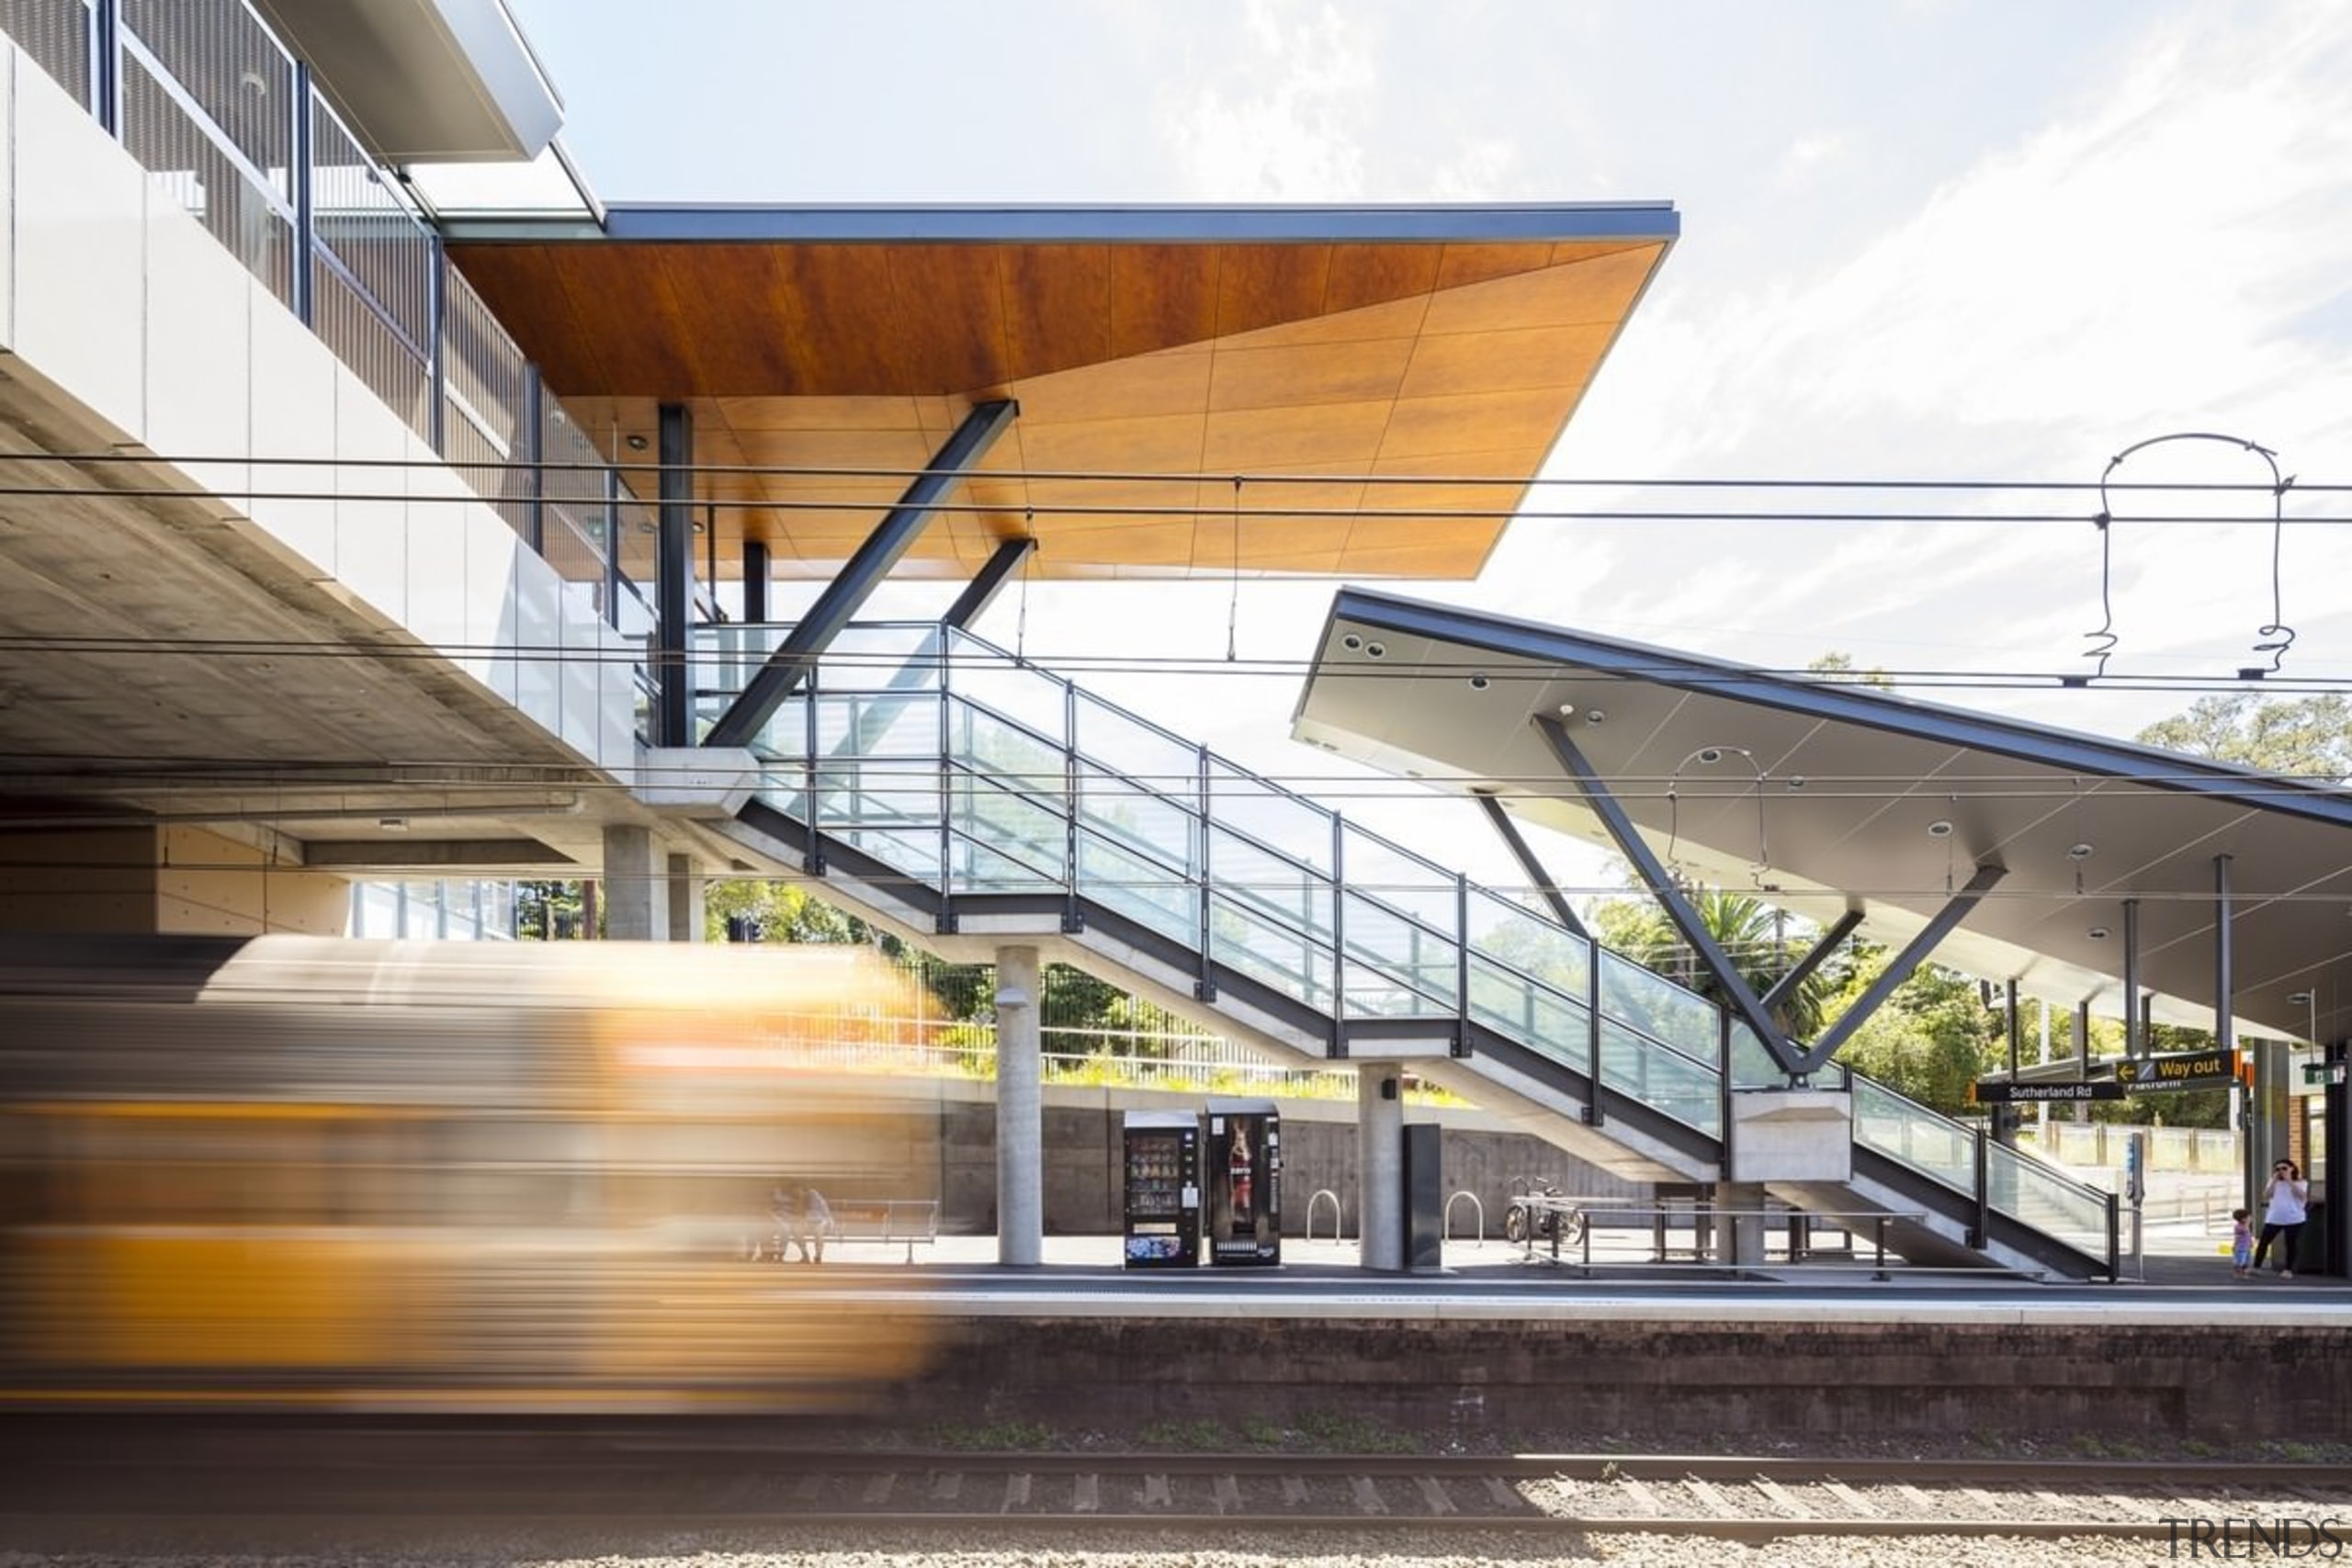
[2254,1159,2310,1279]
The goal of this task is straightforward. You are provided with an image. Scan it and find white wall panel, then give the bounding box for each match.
[0,51,17,354]
[245,276,339,577]
[462,509,526,706]
[143,184,250,515]
[331,363,410,626]
[556,581,603,761]
[511,547,563,742]
[12,51,142,441]
[403,430,469,652]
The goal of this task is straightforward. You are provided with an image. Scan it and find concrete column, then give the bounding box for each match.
[1714,1181,1768,1268]
[666,853,704,942]
[1357,1059,1405,1271]
[994,944,1043,1267]
[602,824,665,941]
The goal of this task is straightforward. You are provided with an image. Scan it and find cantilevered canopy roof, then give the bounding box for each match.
[1294,589,2352,1045]
[445,204,1676,581]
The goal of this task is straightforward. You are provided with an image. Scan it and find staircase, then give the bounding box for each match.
[696,621,2118,1280]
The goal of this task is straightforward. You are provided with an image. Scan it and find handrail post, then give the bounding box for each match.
[1061,679,1081,933]
[1193,745,1216,1001]
[289,60,314,325]
[1453,873,1470,1057]
[1329,813,1346,1056]
[601,468,622,630]
[1969,1126,1990,1249]
[934,639,953,928]
[1583,929,1604,1126]
[802,659,824,875]
[521,364,545,554]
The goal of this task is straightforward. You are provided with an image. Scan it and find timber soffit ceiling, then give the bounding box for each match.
[444,204,1677,581]
[1293,589,2352,1046]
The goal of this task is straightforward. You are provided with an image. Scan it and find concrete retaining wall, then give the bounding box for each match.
[901,1316,2352,1442]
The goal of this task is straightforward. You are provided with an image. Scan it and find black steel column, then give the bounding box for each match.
[656,402,695,748]
[427,236,448,455]
[706,399,1016,750]
[1803,863,2006,1074]
[944,536,1037,630]
[742,539,770,624]
[2213,856,2235,1061]
[93,0,120,135]
[2325,1039,2348,1276]
[602,467,623,629]
[1536,713,1800,1077]
[2122,898,2142,1058]
[290,61,315,326]
[1194,745,1216,1003]
[1473,792,1588,938]
[521,365,544,554]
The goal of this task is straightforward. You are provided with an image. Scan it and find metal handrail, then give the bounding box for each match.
[1442,1190,1485,1246]
[730,617,2111,1269]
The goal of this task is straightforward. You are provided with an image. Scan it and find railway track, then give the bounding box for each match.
[6,1443,2347,1543]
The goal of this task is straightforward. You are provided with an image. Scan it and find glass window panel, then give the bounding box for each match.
[1986,1141,2112,1258]
[952,770,1066,881]
[949,701,1066,800]
[1078,763,1198,879]
[1207,761,1333,875]
[817,758,940,831]
[1209,893,1333,1014]
[1465,886,1591,998]
[1208,825,1332,943]
[1074,693,1197,797]
[1851,1077,1976,1193]
[837,826,940,886]
[1600,951,1721,1063]
[1341,891,1458,1011]
[1600,1018,1723,1137]
[1078,829,1198,948]
[1468,955,1589,1065]
[948,832,1059,895]
[1342,823,1457,934]
[1729,1021,1786,1089]
[824,625,942,690]
[946,634,1068,743]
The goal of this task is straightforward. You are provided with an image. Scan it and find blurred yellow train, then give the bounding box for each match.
[0,935,938,1414]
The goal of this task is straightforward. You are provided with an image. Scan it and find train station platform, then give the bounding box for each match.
[794,1230,2352,1448]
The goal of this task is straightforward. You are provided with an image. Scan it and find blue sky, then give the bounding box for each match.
[503,0,2352,891]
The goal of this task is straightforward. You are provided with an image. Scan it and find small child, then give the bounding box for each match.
[2231,1207,2254,1280]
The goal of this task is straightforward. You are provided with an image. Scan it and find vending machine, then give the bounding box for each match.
[1204,1098,1281,1267]
[1121,1110,1201,1268]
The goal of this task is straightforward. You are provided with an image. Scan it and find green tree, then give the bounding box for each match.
[702,879,868,945]
[515,880,585,940]
[1828,954,1999,1114]
[1592,887,1838,1038]
[2135,692,2352,779]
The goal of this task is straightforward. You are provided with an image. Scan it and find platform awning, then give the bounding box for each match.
[1293,588,2352,1043]
[445,204,1677,581]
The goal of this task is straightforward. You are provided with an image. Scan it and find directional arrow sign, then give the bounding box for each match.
[2112,1049,2240,1093]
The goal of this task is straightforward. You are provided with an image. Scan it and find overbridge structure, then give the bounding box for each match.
[0,0,2336,1282]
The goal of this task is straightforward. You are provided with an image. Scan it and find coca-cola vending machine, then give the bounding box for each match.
[1204,1098,1280,1267]
[1121,1110,1200,1268]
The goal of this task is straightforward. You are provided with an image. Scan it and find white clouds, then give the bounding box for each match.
[1776,131,1851,189]
[1158,0,1377,197]
[1539,0,2352,736]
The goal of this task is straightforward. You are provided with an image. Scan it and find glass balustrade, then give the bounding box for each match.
[699,618,2109,1269]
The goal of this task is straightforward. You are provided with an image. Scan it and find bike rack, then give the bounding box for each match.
[1443,1190,1485,1245]
[1306,1188,1345,1241]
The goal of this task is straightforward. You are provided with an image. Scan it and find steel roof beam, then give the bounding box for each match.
[1801,863,2008,1074]
[1535,713,1804,1077]
[704,399,1017,750]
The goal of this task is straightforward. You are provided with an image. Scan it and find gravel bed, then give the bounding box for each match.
[0,1530,2213,1567]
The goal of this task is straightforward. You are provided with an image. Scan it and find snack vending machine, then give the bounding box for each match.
[1204,1098,1281,1267]
[1121,1110,1201,1268]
